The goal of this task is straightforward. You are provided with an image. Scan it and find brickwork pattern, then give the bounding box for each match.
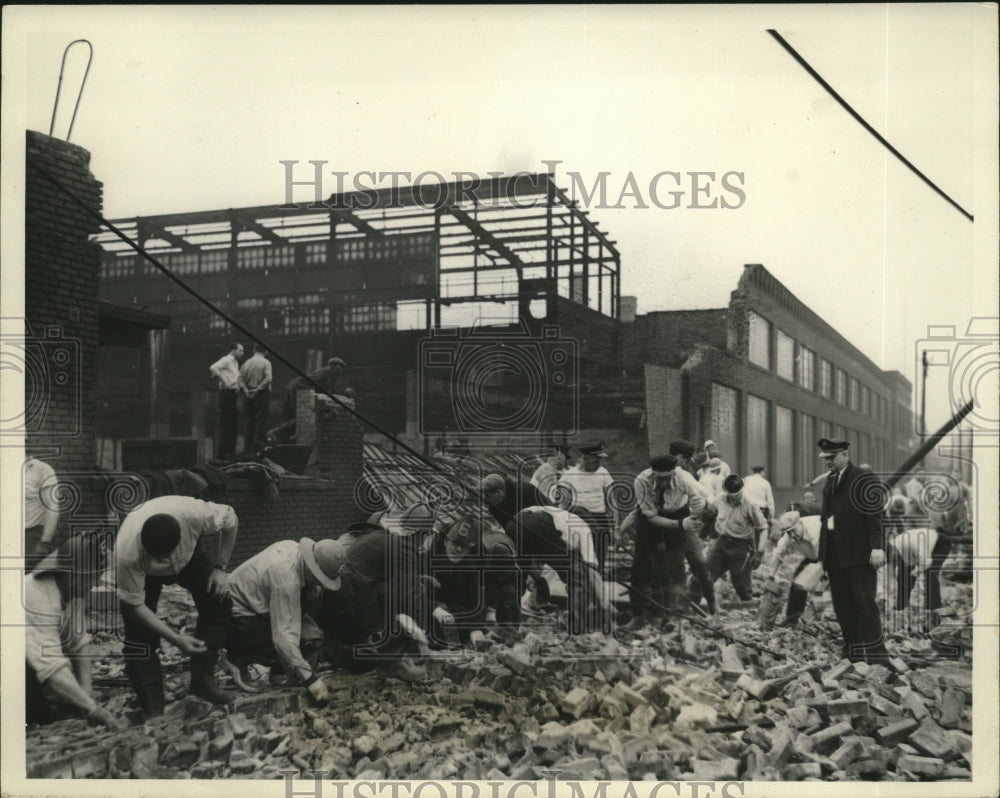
[23,131,104,541]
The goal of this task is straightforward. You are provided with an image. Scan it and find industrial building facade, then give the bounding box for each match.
[632,264,913,497]
[96,180,912,505]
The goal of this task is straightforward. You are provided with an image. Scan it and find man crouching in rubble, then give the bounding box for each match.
[316,506,435,682]
[115,495,238,718]
[218,537,352,702]
[427,514,521,646]
[629,454,715,627]
[505,503,613,634]
[25,530,120,730]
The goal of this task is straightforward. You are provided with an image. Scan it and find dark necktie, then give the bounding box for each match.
[829,470,839,494]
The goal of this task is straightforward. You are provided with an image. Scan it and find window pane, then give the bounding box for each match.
[748,312,771,369]
[747,394,769,473]
[820,359,832,397]
[776,406,794,486]
[798,346,815,390]
[836,369,847,405]
[798,412,814,485]
[711,383,739,467]
[777,330,795,381]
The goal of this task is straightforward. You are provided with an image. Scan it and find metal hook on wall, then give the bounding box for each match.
[48,39,93,142]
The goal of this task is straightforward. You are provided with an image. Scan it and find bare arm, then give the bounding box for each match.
[217,517,237,569]
[37,481,60,544]
[120,602,207,654]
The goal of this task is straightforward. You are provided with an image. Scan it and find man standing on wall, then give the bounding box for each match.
[240,344,272,454]
[817,438,890,665]
[282,356,348,423]
[209,342,244,458]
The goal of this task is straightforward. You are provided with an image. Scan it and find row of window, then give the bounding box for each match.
[100,233,432,278]
[712,382,889,487]
[748,311,889,423]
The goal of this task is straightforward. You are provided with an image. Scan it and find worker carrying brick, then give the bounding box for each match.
[426,513,521,646]
[218,536,353,702]
[628,454,715,626]
[115,495,239,719]
[763,510,824,627]
[690,474,768,604]
[25,530,120,730]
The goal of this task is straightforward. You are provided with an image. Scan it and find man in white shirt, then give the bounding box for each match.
[115,495,239,718]
[559,442,614,569]
[25,530,119,729]
[693,475,767,602]
[765,510,823,626]
[239,343,272,454]
[209,342,244,458]
[221,537,351,702]
[24,456,60,569]
[529,444,569,503]
[886,526,951,614]
[629,454,715,624]
[743,466,776,522]
[695,440,732,479]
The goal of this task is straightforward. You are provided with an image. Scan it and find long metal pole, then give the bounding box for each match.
[886,400,974,490]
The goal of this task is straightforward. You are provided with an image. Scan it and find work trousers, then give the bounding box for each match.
[571,508,612,572]
[121,542,230,711]
[225,614,284,671]
[705,534,754,601]
[894,532,952,612]
[784,557,819,623]
[244,390,270,454]
[825,536,890,665]
[630,512,687,616]
[684,525,715,607]
[217,388,239,458]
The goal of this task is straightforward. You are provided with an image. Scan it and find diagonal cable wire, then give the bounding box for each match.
[768,29,974,223]
[27,154,451,473]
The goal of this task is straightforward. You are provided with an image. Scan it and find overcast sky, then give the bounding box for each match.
[3,4,997,430]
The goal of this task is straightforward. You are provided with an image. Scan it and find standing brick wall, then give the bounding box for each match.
[23,132,104,539]
[224,397,366,565]
[24,131,102,471]
[225,477,359,566]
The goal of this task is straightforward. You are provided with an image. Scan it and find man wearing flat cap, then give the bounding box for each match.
[817,438,890,664]
[218,536,352,702]
[690,474,768,604]
[316,511,431,682]
[629,454,716,624]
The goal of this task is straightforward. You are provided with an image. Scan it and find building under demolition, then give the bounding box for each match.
[95,174,913,507]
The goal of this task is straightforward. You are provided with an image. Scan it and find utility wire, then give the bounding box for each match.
[27,155,450,473]
[767,29,974,223]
